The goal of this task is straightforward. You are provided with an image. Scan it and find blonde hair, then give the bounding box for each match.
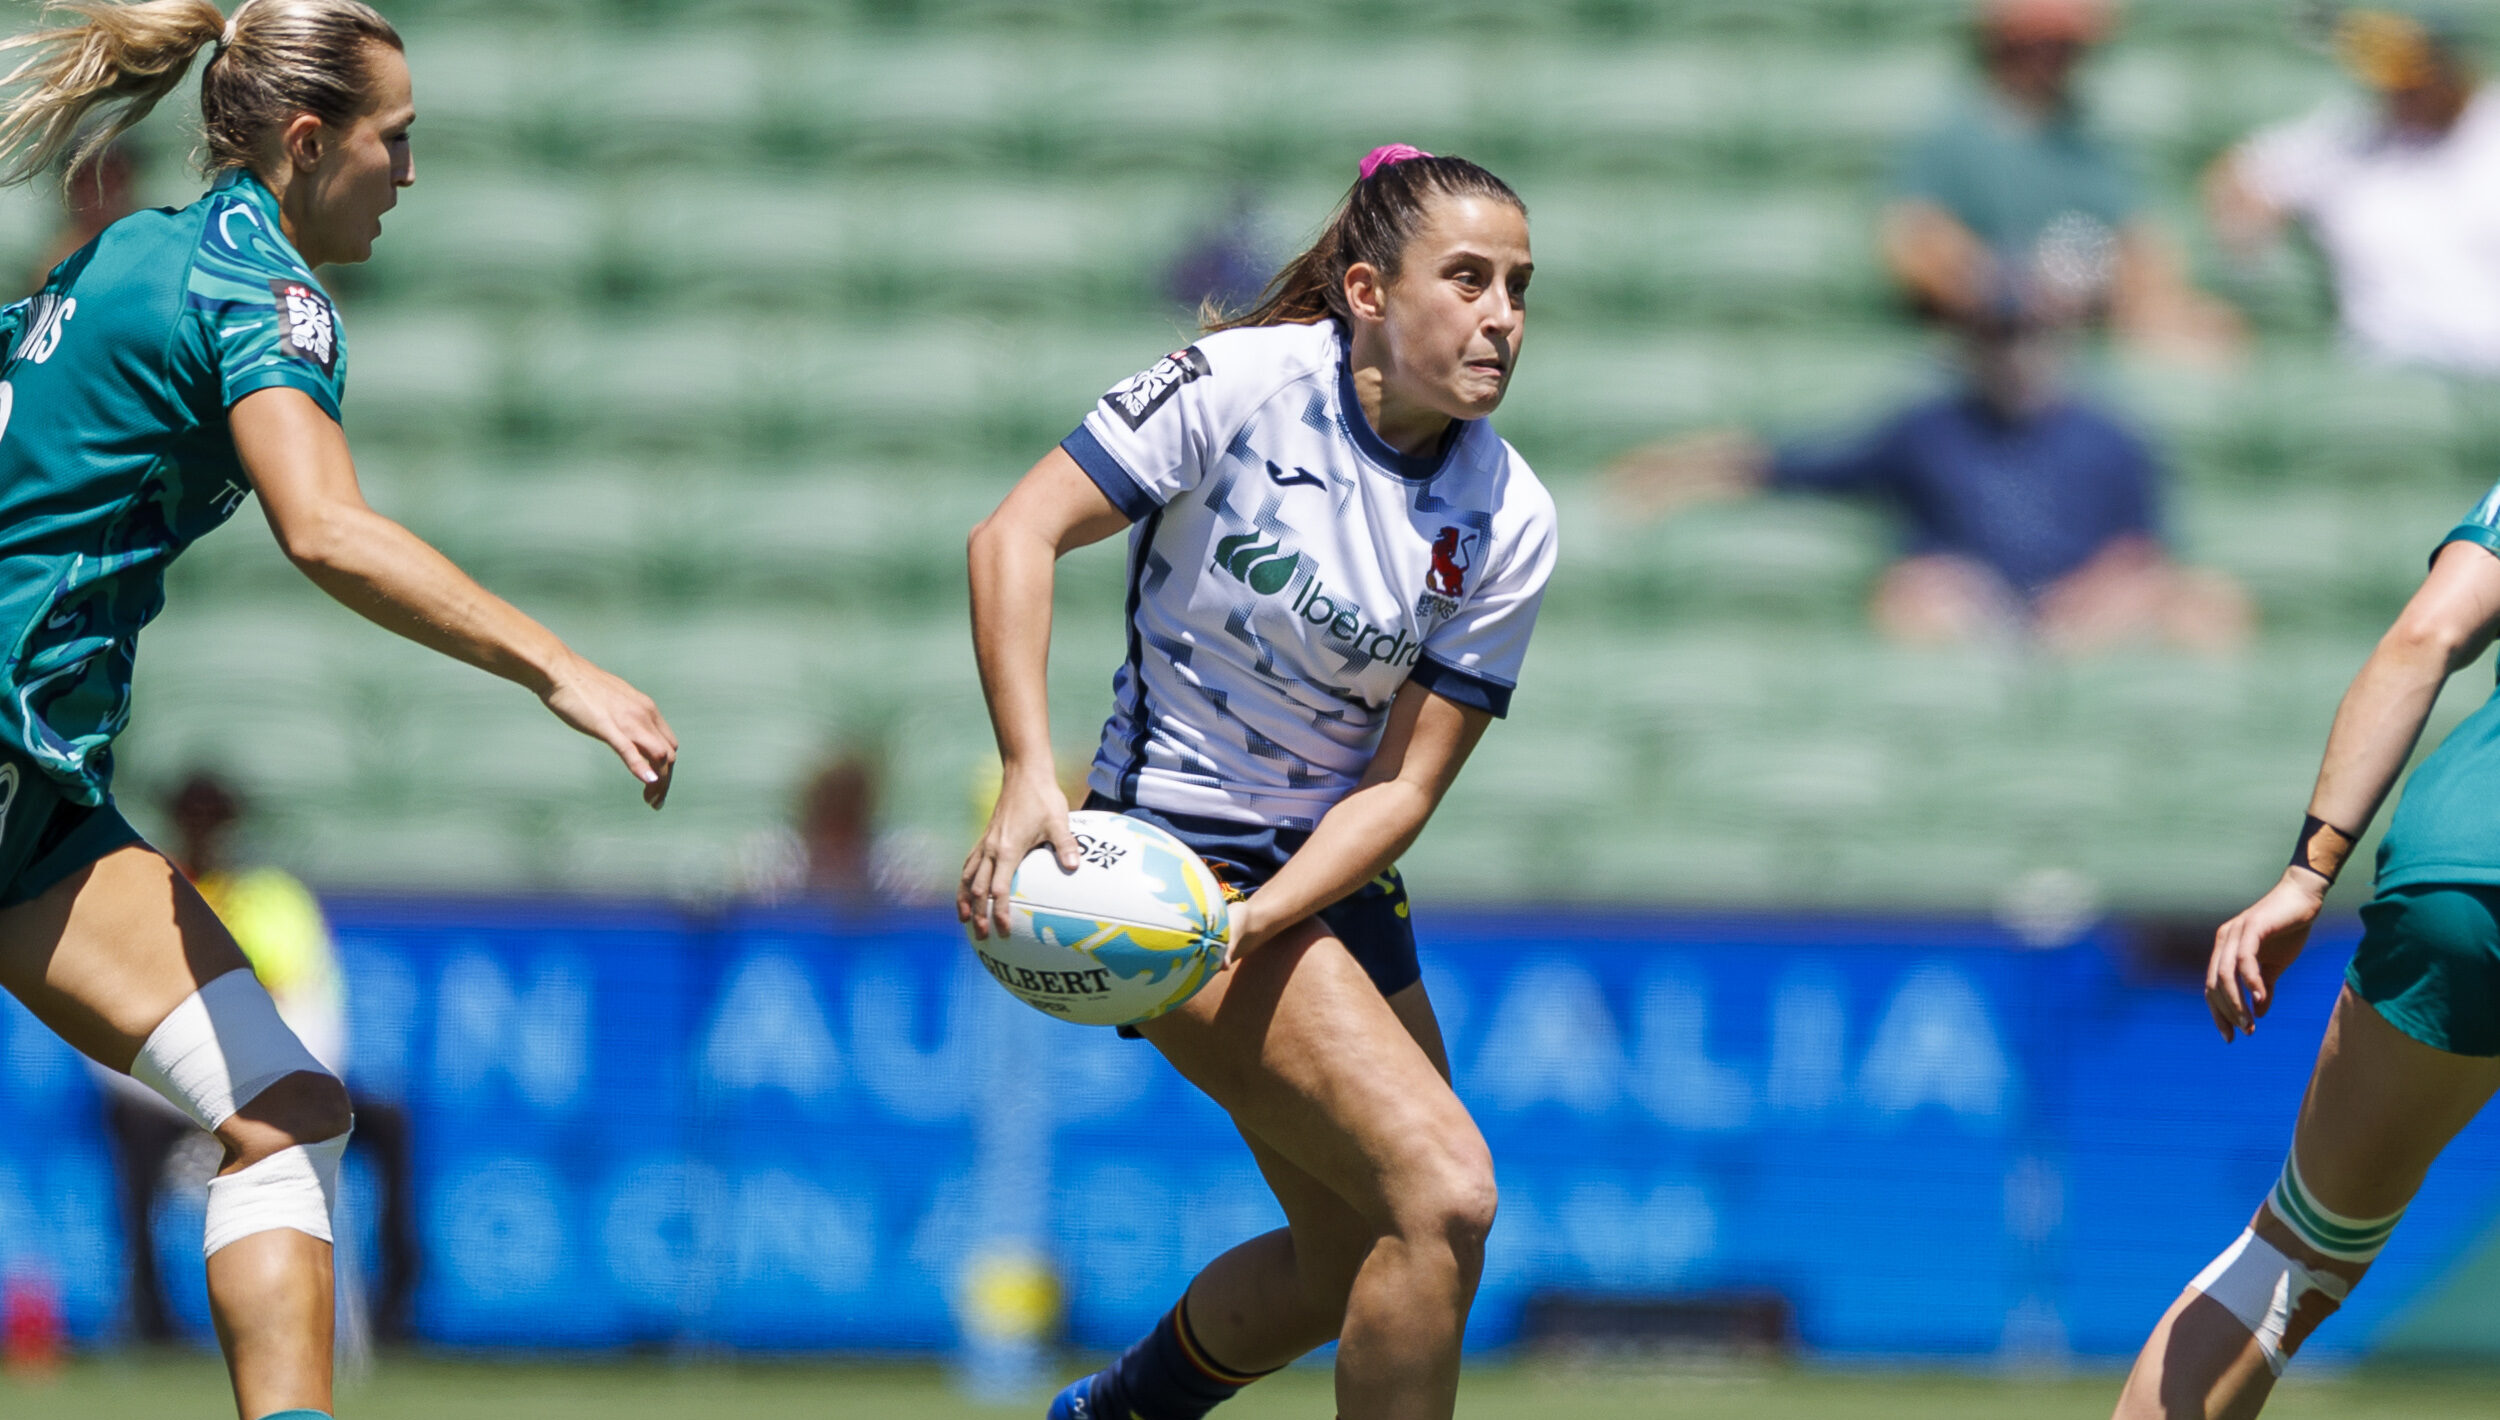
[0,0,401,190]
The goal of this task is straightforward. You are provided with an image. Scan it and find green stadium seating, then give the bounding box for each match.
[0,1,2465,912]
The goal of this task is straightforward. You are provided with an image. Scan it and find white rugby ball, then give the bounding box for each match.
[971,810,1233,1027]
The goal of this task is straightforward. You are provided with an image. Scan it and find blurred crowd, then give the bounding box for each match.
[1611,0,2496,656]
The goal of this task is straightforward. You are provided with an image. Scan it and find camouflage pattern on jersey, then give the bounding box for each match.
[0,169,346,803]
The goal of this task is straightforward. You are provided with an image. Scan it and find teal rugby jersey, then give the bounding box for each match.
[2376,481,2500,890]
[0,168,346,803]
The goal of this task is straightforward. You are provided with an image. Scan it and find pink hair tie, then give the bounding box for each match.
[1358,143,1432,180]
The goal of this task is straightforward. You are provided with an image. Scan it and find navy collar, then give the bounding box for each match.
[1335,344,1471,483]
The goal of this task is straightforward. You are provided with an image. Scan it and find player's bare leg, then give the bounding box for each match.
[0,847,350,1420]
[1178,981,1460,1371]
[1144,922,1492,1420]
[2112,988,2500,1419]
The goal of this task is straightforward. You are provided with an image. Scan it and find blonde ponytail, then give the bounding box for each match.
[0,0,225,189]
[0,0,401,192]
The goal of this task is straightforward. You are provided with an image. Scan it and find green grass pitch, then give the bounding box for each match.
[16,1356,2500,1420]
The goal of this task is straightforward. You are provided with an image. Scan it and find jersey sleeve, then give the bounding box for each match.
[1768,413,1915,496]
[2106,419,2162,541]
[2441,481,2500,565]
[184,202,347,420]
[1060,342,1240,521]
[1889,121,1964,212]
[2234,103,2355,217]
[1412,475,1559,719]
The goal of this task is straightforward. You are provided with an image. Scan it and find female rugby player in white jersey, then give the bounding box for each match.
[0,4,674,1417]
[960,145,1556,1420]
[2112,489,2500,1416]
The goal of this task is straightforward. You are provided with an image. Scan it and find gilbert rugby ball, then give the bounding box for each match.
[971,810,1233,1027]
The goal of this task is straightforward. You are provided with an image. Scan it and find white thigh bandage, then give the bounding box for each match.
[2189,1229,2350,1376]
[203,1132,349,1257]
[130,968,328,1131]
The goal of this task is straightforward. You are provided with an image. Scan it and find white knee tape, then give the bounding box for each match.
[2188,1229,2350,1376]
[203,1132,349,1257]
[130,968,329,1131]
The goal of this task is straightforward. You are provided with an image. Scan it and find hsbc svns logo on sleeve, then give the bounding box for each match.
[269,280,339,377]
[1102,346,1210,430]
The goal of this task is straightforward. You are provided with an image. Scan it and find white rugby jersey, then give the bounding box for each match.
[1063,320,1558,830]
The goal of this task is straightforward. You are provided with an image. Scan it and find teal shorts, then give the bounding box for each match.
[0,755,142,910]
[2349,883,2500,1057]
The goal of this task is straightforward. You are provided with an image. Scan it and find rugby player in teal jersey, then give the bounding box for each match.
[0,4,675,1417]
[2112,483,2500,1414]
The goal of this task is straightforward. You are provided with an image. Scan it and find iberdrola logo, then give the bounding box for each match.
[1210,529,1425,669]
[1212,531,1304,595]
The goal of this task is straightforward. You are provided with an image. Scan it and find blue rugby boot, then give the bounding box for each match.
[1046,1372,1103,1420]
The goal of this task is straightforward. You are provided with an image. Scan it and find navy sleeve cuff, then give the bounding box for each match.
[1062,424,1160,523]
[1411,655,1514,718]
[2439,522,2500,569]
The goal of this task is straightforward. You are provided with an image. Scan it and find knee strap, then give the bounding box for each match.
[131,968,329,1131]
[2189,1229,2349,1376]
[204,1131,350,1258]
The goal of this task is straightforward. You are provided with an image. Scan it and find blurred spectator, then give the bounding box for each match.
[1885,0,2242,361]
[1166,188,1275,320]
[2206,6,2500,374]
[28,143,139,293]
[1607,320,2253,654]
[100,772,419,1345]
[737,746,937,908]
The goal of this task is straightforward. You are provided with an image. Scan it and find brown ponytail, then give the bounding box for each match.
[0,0,401,192]
[1207,152,1526,334]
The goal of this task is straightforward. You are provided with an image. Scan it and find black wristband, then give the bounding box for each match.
[2290,814,2359,885]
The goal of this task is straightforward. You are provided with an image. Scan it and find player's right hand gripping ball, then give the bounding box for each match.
[968,811,1232,1027]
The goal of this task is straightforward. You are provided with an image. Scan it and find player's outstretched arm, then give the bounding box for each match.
[1230,682,1491,960]
[232,387,677,808]
[2210,540,2500,1037]
[960,446,1136,937]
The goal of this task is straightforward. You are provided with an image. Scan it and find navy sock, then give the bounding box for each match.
[1090,1296,1273,1420]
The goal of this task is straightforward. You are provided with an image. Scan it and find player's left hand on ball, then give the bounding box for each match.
[539,651,679,809]
[2206,869,2325,1042]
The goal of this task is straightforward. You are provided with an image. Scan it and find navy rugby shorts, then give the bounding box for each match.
[0,750,142,909]
[1082,793,1422,1010]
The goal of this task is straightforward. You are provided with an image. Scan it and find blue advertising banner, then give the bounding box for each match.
[4,901,2499,1361]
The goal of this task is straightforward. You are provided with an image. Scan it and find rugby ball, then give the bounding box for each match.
[971,811,1233,1027]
